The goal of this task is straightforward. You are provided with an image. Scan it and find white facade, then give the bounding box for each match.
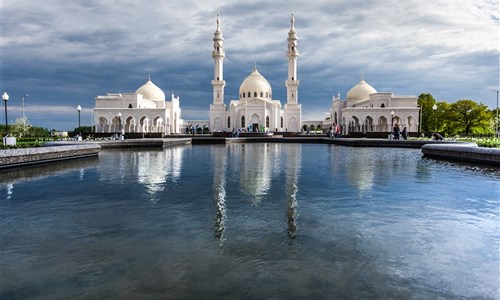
[209,13,302,132]
[93,78,183,134]
[325,78,420,135]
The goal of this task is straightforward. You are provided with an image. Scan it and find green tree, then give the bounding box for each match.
[417,93,436,133]
[435,101,452,135]
[27,126,51,138]
[448,100,492,136]
[72,126,93,134]
[70,126,93,137]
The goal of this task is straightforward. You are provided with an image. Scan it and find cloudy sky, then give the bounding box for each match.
[1,0,499,130]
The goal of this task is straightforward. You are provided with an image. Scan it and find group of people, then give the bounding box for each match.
[185,125,196,135]
[328,124,341,139]
[231,127,241,137]
[392,124,408,140]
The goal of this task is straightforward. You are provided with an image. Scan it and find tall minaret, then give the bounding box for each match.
[285,12,299,105]
[212,12,226,105]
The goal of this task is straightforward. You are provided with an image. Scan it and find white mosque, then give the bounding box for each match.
[324,76,420,135]
[209,12,301,133]
[93,76,182,134]
[92,12,419,136]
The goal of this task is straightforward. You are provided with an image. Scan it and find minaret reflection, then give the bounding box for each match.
[137,147,183,198]
[212,145,228,246]
[345,148,374,193]
[285,144,301,240]
[239,143,273,205]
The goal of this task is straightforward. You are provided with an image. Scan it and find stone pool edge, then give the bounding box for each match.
[421,143,500,166]
[0,144,101,170]
[0,138,191,169]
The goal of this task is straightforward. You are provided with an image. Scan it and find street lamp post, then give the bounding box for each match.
[390,110,394,139]
[77,105,82,141]
[77,105,81,128]
[118,112,122,139]
[21,94,29,133]
[493,89,499,138]
[432,104,437,132]
[21,94,29,119]
[2,92,9,137]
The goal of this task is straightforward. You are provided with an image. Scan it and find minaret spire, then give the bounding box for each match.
[216,11,221,31]
[212,11,226,105]
[285,12,299,105]
[283,12,302,132]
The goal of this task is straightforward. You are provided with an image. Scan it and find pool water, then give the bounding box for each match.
[1,144,499,299]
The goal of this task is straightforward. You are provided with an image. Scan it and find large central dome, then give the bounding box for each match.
[135,78,166,101]
[346,78,377,101]
[239,67,272,99]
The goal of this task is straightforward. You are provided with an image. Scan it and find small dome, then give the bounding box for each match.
[239,67,272,99]
[346,78,377,101]
[135,78,165,101]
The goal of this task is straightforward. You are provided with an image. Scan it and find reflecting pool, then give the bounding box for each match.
[1,144,499,299]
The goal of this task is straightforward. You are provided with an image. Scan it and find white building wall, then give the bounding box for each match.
[93,93,182,135]
[326,92,420,134]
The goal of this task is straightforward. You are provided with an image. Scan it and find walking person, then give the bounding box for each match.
[401,127,408,140]
[393,124,400,140]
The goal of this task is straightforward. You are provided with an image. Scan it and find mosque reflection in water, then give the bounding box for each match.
[211,144,301,245]
[94,144,302,245]
[90,143,401,246]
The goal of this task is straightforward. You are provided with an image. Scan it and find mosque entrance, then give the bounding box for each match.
[252,123,259,132]
[250,114,260,132]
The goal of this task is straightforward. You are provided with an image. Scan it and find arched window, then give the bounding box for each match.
[265,92,268,98]
[254,92,257,97]
[241,116,245,128]
[260,92,263,97]
[381,103,385,108]
[227,116,231,128]
[292,77,294,80]
[266,116,270,127]
[217,77,219,80]
[243,93,245,98]
[247,92,251,97]
[217,47,220,51]
[292,47,294,51]
[128,104,133,108]
[281,117,283,128]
